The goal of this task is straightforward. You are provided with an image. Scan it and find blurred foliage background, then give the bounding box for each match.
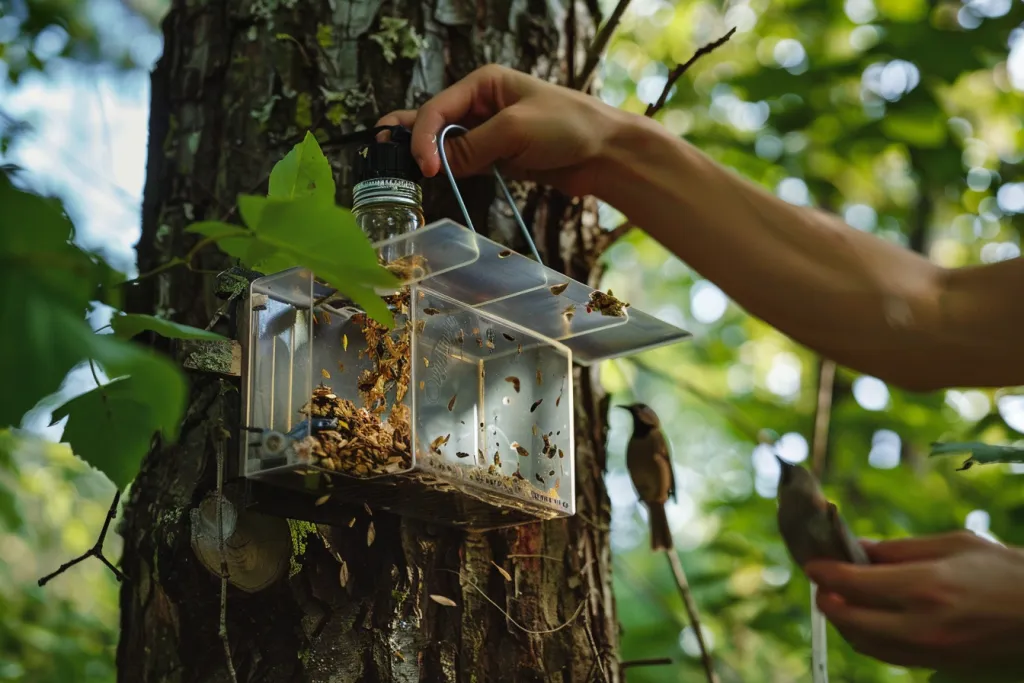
[2,0,1023,680]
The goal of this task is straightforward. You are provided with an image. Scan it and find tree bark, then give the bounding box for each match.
[118,0,620,681]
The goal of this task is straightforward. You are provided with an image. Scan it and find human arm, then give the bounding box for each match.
[380,65,1024,391]
[593,116,1024,391]
[804,531,1024,674]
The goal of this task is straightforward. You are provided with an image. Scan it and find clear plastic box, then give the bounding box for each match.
[240,219,690,530]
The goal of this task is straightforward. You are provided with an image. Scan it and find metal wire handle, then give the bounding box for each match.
[437,123,542,263]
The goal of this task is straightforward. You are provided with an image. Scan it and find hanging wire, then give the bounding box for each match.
[437,123,543,263]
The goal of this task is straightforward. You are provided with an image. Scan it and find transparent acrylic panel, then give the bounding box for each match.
[560,308,693,365]
[244,268,314,476]
[372,218,481,288]
[411,287,575,516]
[382,220,691,364]
[476,279,628,342]
[242,268,575,530]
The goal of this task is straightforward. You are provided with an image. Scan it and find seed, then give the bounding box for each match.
[419,380,425,390]
[505,376,521,393]
[536,369,542,385]
[315,493,331,506]
[512,442,529,457]
[342,334,348,351]
[530,398,543,412]
[424,307,441,315]
[535,473,545,484]
[492,562,512,582]
[502,332,515,341]
[321,369,331,379]
[549,282,569,296]
[456,451,471,458]
[556,393,562,407]
[430,594,457,607]
[558,449,565,459]
[498,249,512,258]
[448,394,457,411]
[423,357,429,368]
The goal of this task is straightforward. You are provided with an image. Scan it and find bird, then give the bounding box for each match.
[621,403,676,551]
[775,455,869,567]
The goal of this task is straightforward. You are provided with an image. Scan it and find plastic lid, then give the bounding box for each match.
[355,125,423,184]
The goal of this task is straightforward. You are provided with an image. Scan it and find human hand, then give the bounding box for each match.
[376,64,638,197]
[804,531,1024,675]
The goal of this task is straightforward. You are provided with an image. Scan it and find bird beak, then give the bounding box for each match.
[775,454,793,484]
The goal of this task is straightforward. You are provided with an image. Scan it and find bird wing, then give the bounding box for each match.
[653,429,676,502]
[827,502,870,565]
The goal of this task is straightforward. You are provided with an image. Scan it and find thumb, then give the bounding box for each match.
[439,110,529,179]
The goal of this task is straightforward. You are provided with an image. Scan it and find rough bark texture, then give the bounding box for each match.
[118,1,620,681]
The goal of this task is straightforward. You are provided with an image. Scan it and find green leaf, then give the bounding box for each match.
[268,131,336,202]
[111,313,227,341]
[185,220,254,257]
[929,441,1024,470]
[0,178,127,428]
[213,194,399,326]
[54,341,187,489]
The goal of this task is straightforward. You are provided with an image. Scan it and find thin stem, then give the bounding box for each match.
[628,357,765,444]
[215,434,239,683]
[574,0,633,90]
[810,359,837,480]
[38,490,124,586]
[667,551,718,683]
[620,657,673,669]
[645,28,737,117]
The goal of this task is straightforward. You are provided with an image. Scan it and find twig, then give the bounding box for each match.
[645,28,737,117]
[621,657,673,670]
[810,359,837,480]
[215,433,239,683]
[666,551,718,683]
[438,569,587,635]
[584,608,611,683]
[576,509,610,531]
[574,0,634,90]
[566,0,577,87]
[507,553,563,562]
[628,357,765,444]
[38,491,124,586]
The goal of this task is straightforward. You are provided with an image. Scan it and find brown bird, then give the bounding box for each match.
[621,403,676,551]
[775,456,869,567]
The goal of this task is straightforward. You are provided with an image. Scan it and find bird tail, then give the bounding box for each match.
[648,502,673,551]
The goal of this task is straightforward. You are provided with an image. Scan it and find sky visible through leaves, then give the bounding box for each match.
[2,0,1024,681]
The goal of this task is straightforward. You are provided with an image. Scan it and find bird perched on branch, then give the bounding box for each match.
[621,403,676,551]
[775,456,869,567]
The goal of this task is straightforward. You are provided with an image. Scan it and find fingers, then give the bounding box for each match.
[805,561,925,607]
[411,65,529,176]
[866,530,987,564]
[438,109,529,178]
[816,591,916,644]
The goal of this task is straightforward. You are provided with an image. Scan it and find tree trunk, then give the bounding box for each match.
[117,1,620,681]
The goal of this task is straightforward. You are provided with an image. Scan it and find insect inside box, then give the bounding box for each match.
[235,124,691,531]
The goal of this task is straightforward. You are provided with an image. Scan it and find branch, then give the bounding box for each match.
[621,657,673,670]
[628,357,765,444]
[810,358,837,480]
[38,490,124,586]
[645,28,737,117]
[667,551,719,683]
[574,0,633,90]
